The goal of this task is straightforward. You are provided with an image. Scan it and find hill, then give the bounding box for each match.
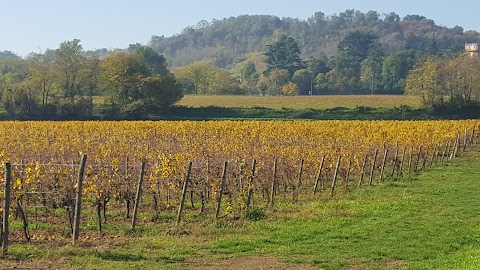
[147,10,480,68]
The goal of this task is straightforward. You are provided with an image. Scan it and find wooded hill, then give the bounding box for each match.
[147,10,480,68]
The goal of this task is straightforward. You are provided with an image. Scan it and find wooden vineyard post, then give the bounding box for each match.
[407,147,413,173]
[420,150,427,171]
[380,148,389,182]
[330,156,342,196]
[345,158,352,188]
[358,153,368,187]
[215,161,228,219]
[1,163,12,258]
[72,154,87,246]
[369,149,378,186]
[297,159,304,189]
[414,146,422,172]
[238,163,243,192]
[469,128,476,147]
[292,159,304,203]
[16,197,30,242]
[131,161,146,230]
[124,157,131,218]
[270,158,277,206]
[313,155,326,194]
[205,159,210,202]
[451,136,457,159]
[246,159,256,207]
[452,133,460,159]
[429,146,437,168]
[447,139,455,160]
[391,148,399,176]
[176,162,192,226]
[441,142,449,163]
[398,147,406,177]
[434,145,440,165]
[463,128,468,151]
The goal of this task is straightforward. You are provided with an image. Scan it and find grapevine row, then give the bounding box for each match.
[0,120,479,247]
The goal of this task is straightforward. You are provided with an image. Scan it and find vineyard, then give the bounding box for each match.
[0,120,479,255]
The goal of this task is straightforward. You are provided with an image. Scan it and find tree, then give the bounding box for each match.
[406,54,480,109]
[79,57,100,100]
[382,50,416,93]
[304,55,331,76]
[264,34,303,77]
[257,69,289,96]
[240,62,259,95]
[135,46,169,76]
[0,51,19,58]
[2,87,37,118]
[338,31,378,62]
[0,56,28,114]
[405,57,444,107]
[315,72,330,93]
[99,52,147,108]
[292,69,312,95]
[282,82,299,96]
[361,40,384,93]
[175,62,242,95]
[99,50,182,116]
[54,39,86,103]
[25,51,56,107]
[2,57,38,118]
[403,14,428,22]
[135,74,183,114]
[174,62,210,94]
[443,54,480,105]
[209,67,244,95]
[336,31,383,93]
[0,56,27,96]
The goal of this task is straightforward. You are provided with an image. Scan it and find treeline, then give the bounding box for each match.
[405,52,480,114]
[152,10,480,96]
[149,10,480,68]
[172,30,460,96]
[0,41,182,120]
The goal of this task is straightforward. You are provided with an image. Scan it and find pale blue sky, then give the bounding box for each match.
[1,0,478,56]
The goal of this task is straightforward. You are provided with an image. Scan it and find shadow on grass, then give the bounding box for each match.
[155,255,186,263]
[93,250,185,264]
[94,251,146,262]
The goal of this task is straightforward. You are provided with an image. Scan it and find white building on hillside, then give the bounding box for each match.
[465,43,479,57]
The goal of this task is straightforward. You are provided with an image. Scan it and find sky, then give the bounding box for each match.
[1,0,479,56]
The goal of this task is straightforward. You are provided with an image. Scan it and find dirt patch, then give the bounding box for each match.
[189,255,318,270]
[0,258,70,270]
[341,258,407,270]
[382,259,407,269]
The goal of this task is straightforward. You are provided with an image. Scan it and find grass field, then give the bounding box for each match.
[177,95,422,109]
[2,146,480,269]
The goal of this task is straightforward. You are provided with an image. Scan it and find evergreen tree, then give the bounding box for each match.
[264,35,303,77]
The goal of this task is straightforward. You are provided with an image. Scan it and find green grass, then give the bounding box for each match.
[166,105,424,120]
[177,95,422,109]
[2,148,480,269]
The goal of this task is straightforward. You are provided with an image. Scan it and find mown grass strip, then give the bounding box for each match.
[206,148,480,269]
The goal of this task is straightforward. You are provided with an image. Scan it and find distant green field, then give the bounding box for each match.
[178,95,422,109]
